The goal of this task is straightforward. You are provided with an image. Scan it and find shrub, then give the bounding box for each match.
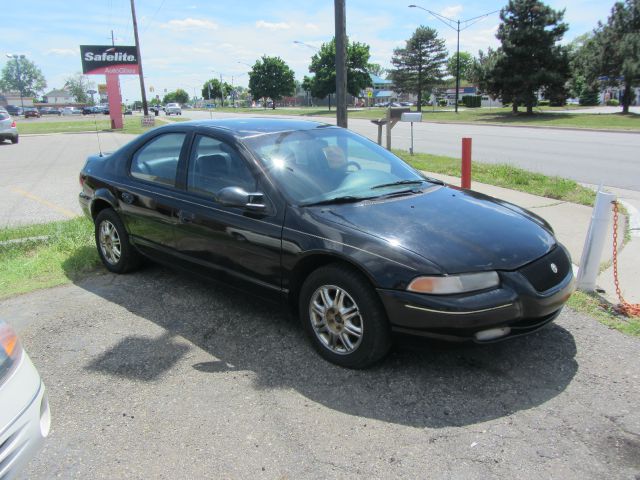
[606,98,620,106]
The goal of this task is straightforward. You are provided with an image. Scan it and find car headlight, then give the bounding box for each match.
[407,271,500,295]
[0,321,23,384]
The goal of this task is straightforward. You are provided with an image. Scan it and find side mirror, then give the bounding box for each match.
[217,186,266,212]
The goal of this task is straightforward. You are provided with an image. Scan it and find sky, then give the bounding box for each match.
[4,0,614,102]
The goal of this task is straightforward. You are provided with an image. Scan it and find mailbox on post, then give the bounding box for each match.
[400,112,423,155]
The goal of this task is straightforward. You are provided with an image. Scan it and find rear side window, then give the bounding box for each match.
[0,113,8,120]
[130,133,186,186]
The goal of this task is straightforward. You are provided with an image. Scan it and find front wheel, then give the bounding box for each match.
[299,264,391,368]
[94,209,141,273]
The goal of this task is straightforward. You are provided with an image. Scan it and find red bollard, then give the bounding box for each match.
[461,137,472,189]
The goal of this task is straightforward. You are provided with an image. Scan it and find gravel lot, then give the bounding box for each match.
[2,264,639,479]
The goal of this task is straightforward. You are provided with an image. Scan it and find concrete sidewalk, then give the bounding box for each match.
[426,172,640,305]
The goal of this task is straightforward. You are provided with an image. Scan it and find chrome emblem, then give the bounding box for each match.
[550,263,558,274]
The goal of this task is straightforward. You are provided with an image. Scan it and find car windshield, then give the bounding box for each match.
[243,126,435,205]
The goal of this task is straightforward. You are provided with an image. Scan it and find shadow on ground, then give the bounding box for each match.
[68,262,578,429]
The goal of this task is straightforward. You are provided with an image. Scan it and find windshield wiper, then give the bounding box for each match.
[301,195,375,207]
[371,179,426,190]
[371,178,445,189]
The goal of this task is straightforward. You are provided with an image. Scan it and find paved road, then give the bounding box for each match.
[185,110,640,191]
[0,132,132,227]
[2,266,638,479]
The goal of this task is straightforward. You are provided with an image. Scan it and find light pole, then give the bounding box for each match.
[6,54,25,110]
[408,4,498,113]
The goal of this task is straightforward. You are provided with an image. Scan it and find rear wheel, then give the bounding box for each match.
[299,264,392,368]
[11,135,18,144]
[94,208,141,273]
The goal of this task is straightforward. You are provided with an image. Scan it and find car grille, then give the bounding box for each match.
[518,246,571,292]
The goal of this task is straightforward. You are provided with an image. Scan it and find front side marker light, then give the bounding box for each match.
[407,271,500,295]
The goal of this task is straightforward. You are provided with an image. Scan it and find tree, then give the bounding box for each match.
[587,0,640,114]
[64,73,94,104]
[389,26,448,112]
[163,88,189,104]
[367,63,387,77]
[202,79,232,106]
[248,55,296,110]
[0,56,47,97]
[307,38,373,109]
[447,51,473,82]
[490,0,570,114]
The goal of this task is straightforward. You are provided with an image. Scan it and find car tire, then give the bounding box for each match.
[299,263,392,369]
[11,136,18,144]
[94,208,141,274]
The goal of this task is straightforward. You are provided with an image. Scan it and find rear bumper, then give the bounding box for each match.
[378,267,574,343]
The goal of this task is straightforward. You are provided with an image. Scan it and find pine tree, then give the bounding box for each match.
[390,27,448,112]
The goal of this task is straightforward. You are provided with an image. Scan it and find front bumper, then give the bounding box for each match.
[0,355,50,479]
[378,261,575,343]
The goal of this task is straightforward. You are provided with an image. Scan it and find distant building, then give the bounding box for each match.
[0,91,34,107]
[44,89,74,104]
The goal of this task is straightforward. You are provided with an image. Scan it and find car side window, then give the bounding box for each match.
[187,135,256,197]
[130,133,186,186]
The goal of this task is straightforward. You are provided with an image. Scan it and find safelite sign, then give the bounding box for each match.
[80,45,139,75]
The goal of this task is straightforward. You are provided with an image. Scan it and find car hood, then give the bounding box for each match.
[311,186,557,273]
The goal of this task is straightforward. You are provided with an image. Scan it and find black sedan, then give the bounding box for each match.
[78,119,574,368]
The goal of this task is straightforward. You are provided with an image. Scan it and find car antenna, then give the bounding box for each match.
[93,111,103,157]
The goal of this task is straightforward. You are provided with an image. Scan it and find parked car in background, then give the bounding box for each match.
[23,107,41,118]
[165,103,182,115]
[39,107,61,116]
[78,118,574,369]
[0,109,18,144]
[61,107,82,116]
[3,105,23,116]
[0,320,51,478]
[82,106,98,115]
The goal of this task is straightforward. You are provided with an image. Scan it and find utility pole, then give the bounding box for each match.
[455,20,460,113]
[130,0,149,116]
[334,0,347,128]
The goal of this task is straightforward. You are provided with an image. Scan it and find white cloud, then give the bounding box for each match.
[255,20,291,31]
[441,5,463,19]
[162,18,218,30]
[304,23,319,31]
[45,48,77,57]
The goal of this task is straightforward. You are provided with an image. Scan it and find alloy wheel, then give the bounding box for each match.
[309,285,364,355]
[98,220,122,265]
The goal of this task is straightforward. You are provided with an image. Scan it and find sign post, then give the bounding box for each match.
[80,45,140,129]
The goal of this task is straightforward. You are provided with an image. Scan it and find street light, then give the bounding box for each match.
[6,54,26,110]
[408,4,498,113]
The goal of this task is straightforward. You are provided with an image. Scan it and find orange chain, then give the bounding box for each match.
[611,201,640,317]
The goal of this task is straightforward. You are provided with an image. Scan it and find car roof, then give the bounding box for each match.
[183,118,335,138]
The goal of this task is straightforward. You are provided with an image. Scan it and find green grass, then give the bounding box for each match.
[395,150,597,206]
[18,116,180,135]
[568,291,640,336]
[203,106,640,131]
[0,217,100,299]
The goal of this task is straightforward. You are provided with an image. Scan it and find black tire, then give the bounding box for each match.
[299,263,392,368]
[94,208,141,274]
[11,135,18,144]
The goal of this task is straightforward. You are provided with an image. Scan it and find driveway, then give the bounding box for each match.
[2,265,639,479]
